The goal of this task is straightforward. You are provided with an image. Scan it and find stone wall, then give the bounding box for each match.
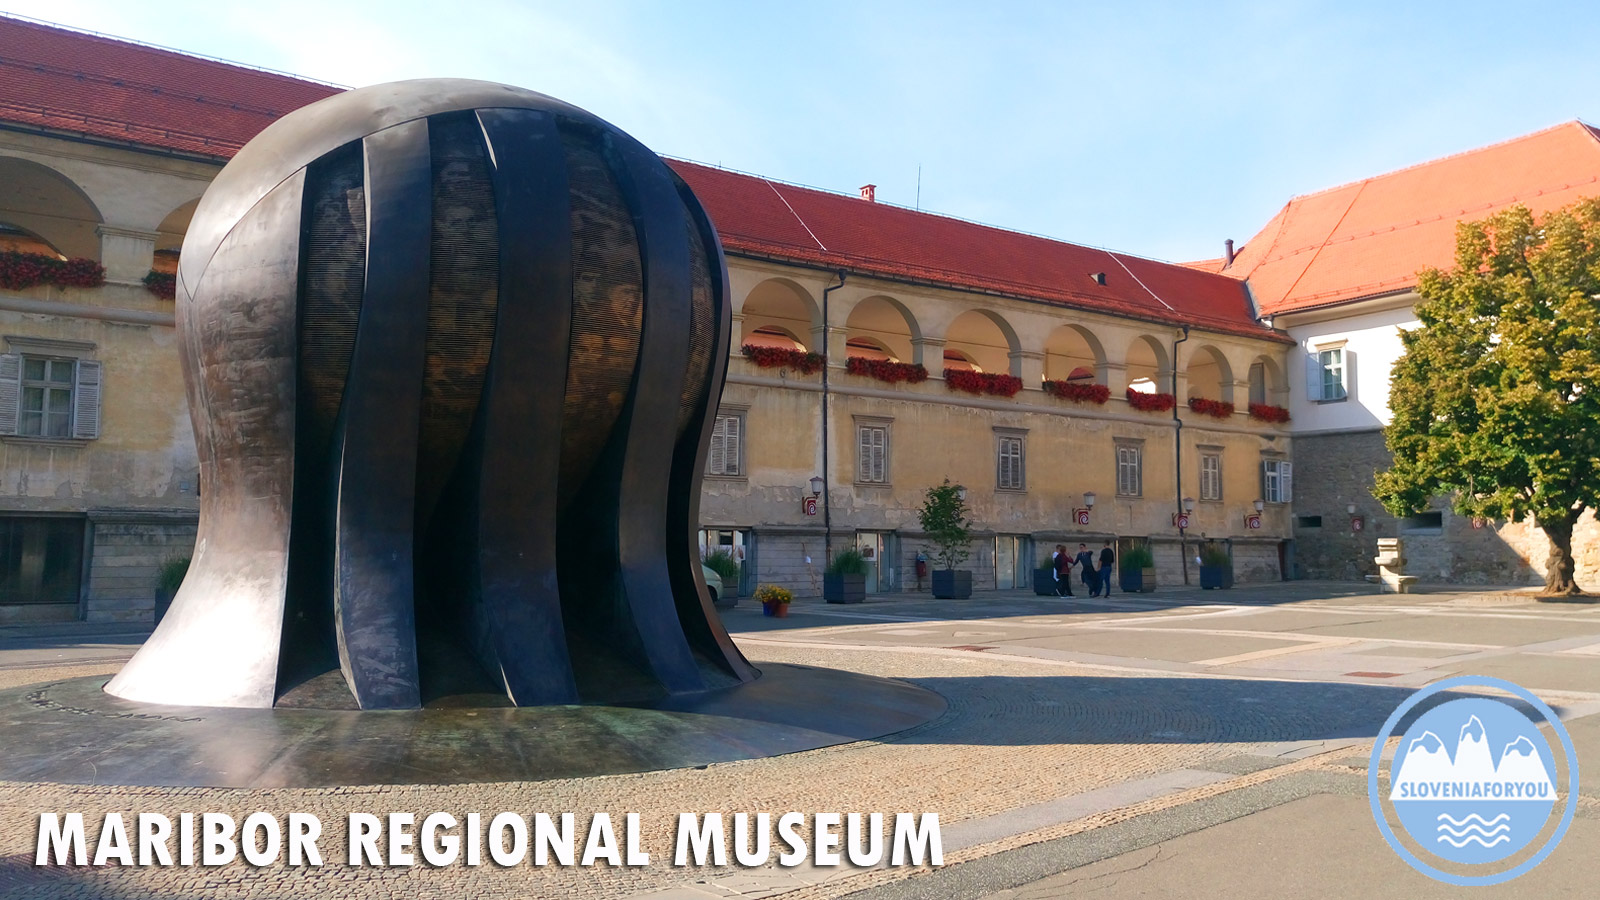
[84,515,197,624]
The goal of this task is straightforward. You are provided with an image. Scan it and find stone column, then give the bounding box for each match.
[911,337,946,374]
[97,225,159,284]
[1010,349,1044,387]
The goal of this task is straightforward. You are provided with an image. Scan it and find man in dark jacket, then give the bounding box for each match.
[1097,542,1115,596]
[1051,544,1073,597]
[1074,543,1097,597]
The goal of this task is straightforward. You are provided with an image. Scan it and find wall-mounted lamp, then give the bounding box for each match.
[1074,491,1096,526]
[1183,496,1196,513]
[1083,492,1097,509]
[1346,503,1357,515]
[808,476,824,497]
[1253,499,1265,512]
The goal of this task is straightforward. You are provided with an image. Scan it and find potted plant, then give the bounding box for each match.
[754,584,793,618]
[1034,552,1059,596]
[824,548,869,604]
[1118,544,1157,593]
[154,556,189,625]
[703,548,741,599]
[919,479,973,599]
[1199,542,1234,590]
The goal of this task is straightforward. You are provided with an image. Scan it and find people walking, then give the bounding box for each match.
[1097,541,1115,596]
[1074,543,1097,597]
[1051,544,1073,597]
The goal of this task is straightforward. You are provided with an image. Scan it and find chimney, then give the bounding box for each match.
[859,184,876,202]
[1223,239,1235,267]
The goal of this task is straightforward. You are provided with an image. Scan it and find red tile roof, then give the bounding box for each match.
[1225,121,1600,316]
[0,15,339,159]
[671,161,1278,340]
[0,14,1279,340]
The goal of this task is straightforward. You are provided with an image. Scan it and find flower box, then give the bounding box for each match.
[846,357,928,384]
[943,368,1023,398]
[1043,380,1111,404]
[1125,388,1176,413]
[1248,403,1291,423]
[1187,397,1236,419]
[741,345,824,374]
[0,251,105,291]
[143,270,177,300]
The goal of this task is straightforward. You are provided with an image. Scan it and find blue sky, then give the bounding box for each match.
[6,1,1599,262]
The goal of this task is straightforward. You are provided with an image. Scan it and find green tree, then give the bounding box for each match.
[1374,200,1600,594]
[917,479,972,571]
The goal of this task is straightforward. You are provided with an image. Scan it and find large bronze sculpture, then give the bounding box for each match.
[107,80,754,710]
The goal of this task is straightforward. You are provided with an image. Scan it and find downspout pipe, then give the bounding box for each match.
[1173,325,1190,585]
[820,270,847,563]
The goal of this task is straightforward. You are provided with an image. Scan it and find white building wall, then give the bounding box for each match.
[1281,300,1418,433]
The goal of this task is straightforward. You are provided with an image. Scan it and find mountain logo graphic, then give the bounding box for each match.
[1369,677,1579,887]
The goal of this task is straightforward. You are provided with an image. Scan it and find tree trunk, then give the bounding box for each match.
[1540,513,1582,595]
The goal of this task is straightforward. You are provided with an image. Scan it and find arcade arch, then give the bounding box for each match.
[844,295,918,364]
[1185,345,1234,403]
[1125,335,1171,394]
[0,156,104,260]
[1044,324,1106,383]
[740,278,819,351]
[943,309,1019,376]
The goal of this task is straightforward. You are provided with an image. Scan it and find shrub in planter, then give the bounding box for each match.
[754,583,793,618]
[1125,388,1176,413]
[1199,542,1234,590]
[1118,544,1157,593]
[704,548,740,595]
[1248,402,1291,423]
[943,368,1023,398]
[824,549,869,604]
[919,479,973,598]
[155,556,190,625]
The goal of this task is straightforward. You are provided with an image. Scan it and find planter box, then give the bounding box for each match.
[1119,568,1158,593]
[931,569,973,599]
[761,601,790,618]
[824,573,866,604]
[154,587,175,626]
[1199,565,1234,590]
[1033,566,1057,596]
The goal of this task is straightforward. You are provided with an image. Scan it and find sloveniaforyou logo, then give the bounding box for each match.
[1368,676,1579,886]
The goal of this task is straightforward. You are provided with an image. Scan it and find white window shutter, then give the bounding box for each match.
[72,359,102,440]
[708,417,726,474]
[725,414,740,476]
[1280,461,1293,503]
[872,429,886,483]
[1341,350,1356,402]
[1304,352,1323,402]
[0,354,19,435]
[1261,460,1269,502]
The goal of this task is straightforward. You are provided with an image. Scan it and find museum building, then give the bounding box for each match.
[0,15,1301,617]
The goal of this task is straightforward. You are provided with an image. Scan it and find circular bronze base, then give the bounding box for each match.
[0,664,945,788]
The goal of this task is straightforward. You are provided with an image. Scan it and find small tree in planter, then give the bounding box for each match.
[825,548,869,604]
[703,548,740,596]
[1118,543,1157,593]
[1198,542,1234,590]
[918,479,973,599]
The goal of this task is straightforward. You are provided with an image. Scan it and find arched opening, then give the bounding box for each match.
[844,295,918,364]
[1247,355,1285,406]
[153,197,201,275]
[943,348,980,372]
[0,222,63,257]
[944,309,1018,376]
[845,335,897,362]
[0,157,104,260]
[740,278,819,351]
[1125,335,1170,394]
[1044,324,1106,384]
[1185,345,1234,403]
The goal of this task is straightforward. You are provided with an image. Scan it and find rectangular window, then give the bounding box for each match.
[996,434,1025,491]
[1296,515,1323,529]
[857,423,889,484]
[1401,512,1444,533]
[1116,443,1142,497]
[1263,459,1293,504]
[19,357,74,438]
[1309,347,1347,402]
[0,516,85,605]
[706,412,743,477]
[1200,453,1222,501]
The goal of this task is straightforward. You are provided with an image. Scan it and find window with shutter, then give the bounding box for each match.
[1200,453,1221,501]
[1304,352,1323,403]
[997,435,1024,491]
[1116,444,1142,497]
[72,359,101,440]
[706,413,743,477]
[857,424,889,484]
[1263,459,1290,503]
[0,354,19,436]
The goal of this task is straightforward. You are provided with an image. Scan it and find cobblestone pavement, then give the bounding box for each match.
[0,583,1596,899]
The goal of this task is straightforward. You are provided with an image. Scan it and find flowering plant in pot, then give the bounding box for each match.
[1125,388,1176,413]
[754,584,793,618]
[1187,397,1235,419]
[740,344,825,374]
[824,548,869,604]
[1043,380,1111,404]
